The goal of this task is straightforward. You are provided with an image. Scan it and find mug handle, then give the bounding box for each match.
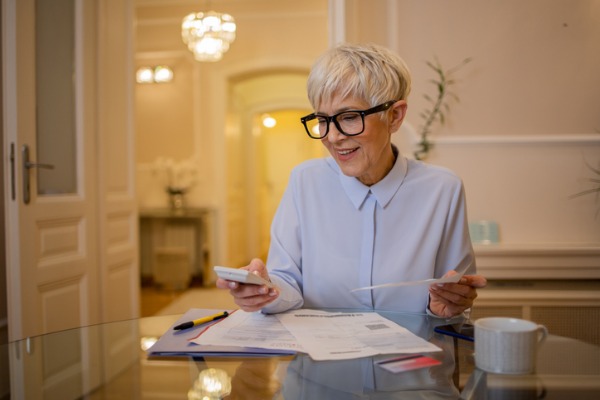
[536,324,548,345]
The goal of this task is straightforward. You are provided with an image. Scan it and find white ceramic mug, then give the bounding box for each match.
[474,317,548,375]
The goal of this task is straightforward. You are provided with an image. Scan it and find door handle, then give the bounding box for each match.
[22,144,55,204]
[25,161,55,170]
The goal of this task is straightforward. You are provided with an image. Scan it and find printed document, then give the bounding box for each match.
[192,310,304,353]
[277,309,441,360]
[194,309,440,361]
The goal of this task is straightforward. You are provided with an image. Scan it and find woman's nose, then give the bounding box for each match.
[326,121,345,141]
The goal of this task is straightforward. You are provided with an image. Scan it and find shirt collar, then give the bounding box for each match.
[330,146,408,210]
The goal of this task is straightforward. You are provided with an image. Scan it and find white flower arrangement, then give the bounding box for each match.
[151,156,199,194]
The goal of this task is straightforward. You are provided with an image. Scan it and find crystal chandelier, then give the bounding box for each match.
[181,11,236,62]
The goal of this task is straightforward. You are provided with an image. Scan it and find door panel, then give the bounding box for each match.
[3,0,100,397]
[11,0,99,341]
[35,0,77,195]
[4,0,138,397]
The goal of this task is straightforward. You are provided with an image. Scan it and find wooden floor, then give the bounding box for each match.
[139,275,206,317]
[139,286,186,317]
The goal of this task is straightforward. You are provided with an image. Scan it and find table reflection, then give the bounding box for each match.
[192,311,462,400]
[279,352,458,399]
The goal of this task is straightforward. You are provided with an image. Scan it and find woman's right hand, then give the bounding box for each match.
[215,258,279,312]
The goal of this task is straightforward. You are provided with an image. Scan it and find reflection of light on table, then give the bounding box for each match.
[140,336,158,351]
[188,368,231,399]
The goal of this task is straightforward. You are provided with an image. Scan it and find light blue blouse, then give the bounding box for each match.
[262,152,475,314]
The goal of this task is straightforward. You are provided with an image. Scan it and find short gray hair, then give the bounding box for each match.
[306,43,412,110]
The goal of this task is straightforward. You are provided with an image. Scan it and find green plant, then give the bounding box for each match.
[571,160,600,199]
[414,57,472,160]
[570,158,600,219]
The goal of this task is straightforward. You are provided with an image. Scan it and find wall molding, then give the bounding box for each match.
[328,0,346,45]
[434,134,600,146]
[474,243,600,280]
[398,123,600,151]
[135,51,189,60]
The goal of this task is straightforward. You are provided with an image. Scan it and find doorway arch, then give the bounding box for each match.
[225,71,325,267]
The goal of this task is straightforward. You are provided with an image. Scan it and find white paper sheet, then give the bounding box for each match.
[148,309,295,357]
[350,271,464,292]
[191,309,304,353]
[277,309,441,361]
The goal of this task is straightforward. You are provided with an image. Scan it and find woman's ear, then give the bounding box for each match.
[389,100,408,133]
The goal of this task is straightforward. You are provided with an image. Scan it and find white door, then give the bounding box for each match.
[4,0,100,396]
[4,0,137,397]
[4,0,100,343]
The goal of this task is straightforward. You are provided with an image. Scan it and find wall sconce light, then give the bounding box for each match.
[136,66,174,84]
[262,114,277,128]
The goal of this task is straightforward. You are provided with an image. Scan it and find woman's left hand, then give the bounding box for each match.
[428,271,487,318]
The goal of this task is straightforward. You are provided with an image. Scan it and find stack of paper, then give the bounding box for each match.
[147,309,296,357]
[149,308,441,361]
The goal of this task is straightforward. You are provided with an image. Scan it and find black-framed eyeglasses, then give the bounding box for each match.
[300,100,397,139]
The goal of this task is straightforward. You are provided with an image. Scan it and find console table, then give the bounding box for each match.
[139,208,216,287]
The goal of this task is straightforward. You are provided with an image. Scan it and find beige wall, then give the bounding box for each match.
[134,0,600,266]
[134,0,328,265]
[134,0,328,203]
[346,0,600,245]
[347,0,600,137]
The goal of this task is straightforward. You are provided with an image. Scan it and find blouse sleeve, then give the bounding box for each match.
[434,179,476,280]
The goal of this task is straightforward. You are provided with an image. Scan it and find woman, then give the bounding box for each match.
[217,43,486,318]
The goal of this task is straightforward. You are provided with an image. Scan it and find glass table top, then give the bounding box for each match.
[2,310,599,399]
